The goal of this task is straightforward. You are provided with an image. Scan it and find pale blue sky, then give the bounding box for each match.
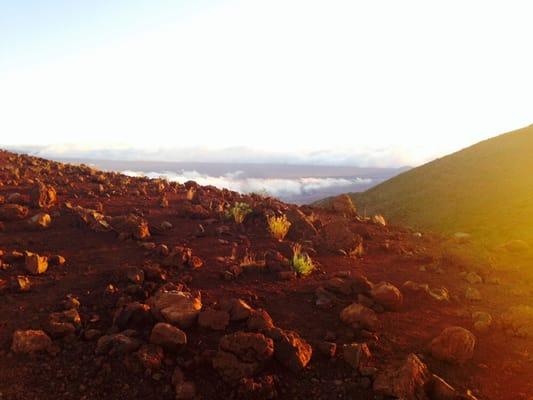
[1,0,532,166]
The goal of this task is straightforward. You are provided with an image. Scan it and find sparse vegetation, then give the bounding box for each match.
[239,249,265,269]
[267,214,291,241]
[291,243,314,276]
[226,202,252,224]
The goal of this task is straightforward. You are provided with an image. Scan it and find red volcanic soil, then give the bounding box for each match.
[0,149,532,400]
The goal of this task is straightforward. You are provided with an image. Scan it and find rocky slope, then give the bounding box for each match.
[317,125,533,249]
[0,149,532,400]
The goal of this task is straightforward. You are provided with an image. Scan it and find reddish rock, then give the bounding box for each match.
[11,330,53,354]
[213,332,274,382]
[270,329,313,372]
[198,308,230,330]
[29,183,57,209]
[135,344,164,370]
[0,204,28,221]
[24,252,48,275]
[371,282,404,311]
[340,303,379,331]
[149,322,187,351]
[429,326,476,364]
[343,343,371,371]
[247,309,275,332]
[373,353,431,400]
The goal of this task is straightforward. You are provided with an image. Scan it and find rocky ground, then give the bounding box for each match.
[0,149,532,400]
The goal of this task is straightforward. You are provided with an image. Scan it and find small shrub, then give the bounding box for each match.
[291,244,314,276]
[226,202,253,224]
[267,214,291,241]
[239,249,265,269]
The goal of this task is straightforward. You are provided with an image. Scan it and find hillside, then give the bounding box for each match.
[1,149,533,399]
[333,125,533,247]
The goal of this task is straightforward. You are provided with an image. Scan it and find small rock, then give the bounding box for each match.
[340,303,379,331]
[343,343,371,371]
[150,322,187,351]
[25,252,48,275]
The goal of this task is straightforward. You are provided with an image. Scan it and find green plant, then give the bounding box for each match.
[267,214,291,241]
[226,202,253,224]
[291,244,314,276]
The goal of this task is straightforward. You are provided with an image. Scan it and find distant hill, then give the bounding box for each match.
[317,125,533,247]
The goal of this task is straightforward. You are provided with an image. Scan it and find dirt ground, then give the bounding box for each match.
[0,149,532,400]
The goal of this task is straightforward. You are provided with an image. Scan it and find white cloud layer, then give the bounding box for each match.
[19,143,418,167]
[122,169,371,198]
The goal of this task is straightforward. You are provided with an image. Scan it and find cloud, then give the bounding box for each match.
[10,143,419,168]
[122,169,372,198]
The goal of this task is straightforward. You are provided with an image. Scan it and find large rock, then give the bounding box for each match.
[429,326,476,364]
[11,330,53,354]
[286,208,318,241]
[270,328,312,372]
[149,322,187,351]
[110,214,150,240]
[0,204,28,221]
[113,302,154,331]
[340,303,379,331]
[147,288,202,328]
[373,353,431,400]
[212,332,274,382]
[324,194,357,217]
[95,333,143,355]
[25,252,48,275]
[30,182,57,209]
[45,308,81,338]
[27,212,52,229]
[247,309,275,332]
[371,282,403,311]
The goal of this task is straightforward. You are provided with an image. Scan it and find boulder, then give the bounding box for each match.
[95,333,143,355]
[472,311,492,333]
[11,330,53,354]
[429,327,476,364]
[147,288,202,328]
[29,182,57,208]
[247,309,275,332]
[113,302,154,331]
[270,328,312,372]
[110,214,150,240]
[228,299,253,321]
[371,282,403,311]
[0,204,29,221]
[373,353,431,400]
[324,194,357,217]
[286,208,318,241]
[213,332,274,382]
[27,212,52,229]
[340,303,379,331]
[45,308,81,338]
[24,252,48,275]
[149,322,187,351]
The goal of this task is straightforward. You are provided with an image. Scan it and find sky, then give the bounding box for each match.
[1,0,532,167]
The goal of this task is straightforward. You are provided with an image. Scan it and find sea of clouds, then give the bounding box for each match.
[122,169,371,198]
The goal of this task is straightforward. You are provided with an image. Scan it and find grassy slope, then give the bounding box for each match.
[345,125,533,246]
